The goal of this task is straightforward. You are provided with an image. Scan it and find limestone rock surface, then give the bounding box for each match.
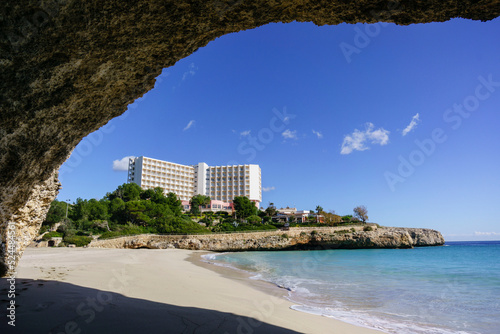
[89,226,445,251]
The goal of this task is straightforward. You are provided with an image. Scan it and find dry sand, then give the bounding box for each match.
[1,248,384,334]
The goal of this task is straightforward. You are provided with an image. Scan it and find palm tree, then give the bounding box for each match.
[315,205,324,223]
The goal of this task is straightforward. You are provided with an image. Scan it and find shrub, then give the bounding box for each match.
[363,226,373,232]
[350,228,356,232]
[42,231,63,240]
[281,233,289,239]
[199,217,212,227]
[212,222,277,233]
[311,230,318,236]
[300,232,306,237]
[63,235,92,247]
[64,228,77,237]
[247,215,262,224]
[215,211,229,217]
[39,225,50,234]
[262,216,272,224]
[99,224,148,239]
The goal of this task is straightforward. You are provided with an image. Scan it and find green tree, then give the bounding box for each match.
[341,215,353,223]
[87,199,109,221]
[141,187,167,204]
[316,205,324,215]
[107,183,142,202]
[70,198,89,221]
[265,202,278,217]
[233,196,257,219]
[189,195,211,215]
[109,198,126,222]
[165,192,183,216]
[125,201,150,225]
[353,205,368,223]
[43,200,67,225]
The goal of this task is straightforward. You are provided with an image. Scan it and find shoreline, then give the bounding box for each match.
[189,251,389,334]
[1,247,383,333]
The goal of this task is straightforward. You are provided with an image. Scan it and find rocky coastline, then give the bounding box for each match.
[88,226,445,251]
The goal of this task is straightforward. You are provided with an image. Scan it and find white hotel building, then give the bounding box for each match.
[127,156,262,206]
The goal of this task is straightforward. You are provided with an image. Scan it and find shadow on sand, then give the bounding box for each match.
[0,278,301,334]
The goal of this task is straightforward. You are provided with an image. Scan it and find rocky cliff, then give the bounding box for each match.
[89,226,445,251]
[0,1,495,276]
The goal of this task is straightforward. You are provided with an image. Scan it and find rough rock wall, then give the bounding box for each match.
[89,226,445,250]
[0,170,60,276]
[0,1,497,276]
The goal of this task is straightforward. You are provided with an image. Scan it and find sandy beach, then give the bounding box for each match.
[1,248,383,334]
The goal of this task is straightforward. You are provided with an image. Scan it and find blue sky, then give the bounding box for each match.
[57,18,500,241]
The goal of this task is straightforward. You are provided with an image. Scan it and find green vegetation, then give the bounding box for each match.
[212,222,277,232]
[246,215,262,224]
[40,183,208,244]
[40,184,281,245]
[63,235,92,247]
[40,184,376,247]
[233,196,258,218]
[363,225,373,232]
[189,194,211,215]
[42,231,63,240]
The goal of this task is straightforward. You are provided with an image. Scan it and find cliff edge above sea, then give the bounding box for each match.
[88,225,445,251]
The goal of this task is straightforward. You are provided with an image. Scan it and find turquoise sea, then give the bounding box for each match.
[203,241,500,334]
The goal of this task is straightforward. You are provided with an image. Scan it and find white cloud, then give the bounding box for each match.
[340,123,390,155]
[402,113,420,136]
[183,120,195,131]
[113,156,135,171]
[262,186,275,192]
[474,231,500,236]
[282,129,297,140]
[240,130,251,137]
[182,62,197,81]
[312,130,323,139]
